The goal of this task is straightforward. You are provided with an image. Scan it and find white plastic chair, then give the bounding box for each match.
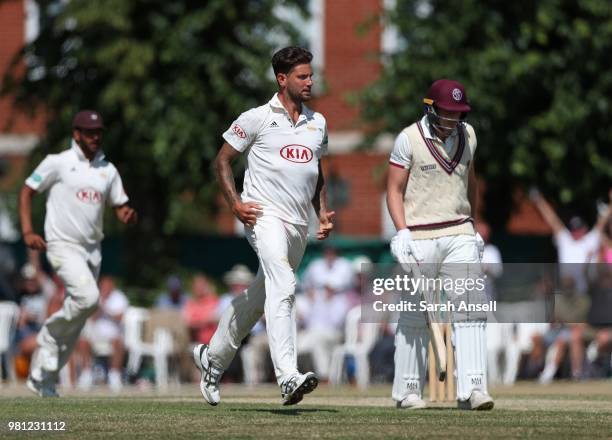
[123,307,174,390]
[0,301,20,386]
[329,305,381,389]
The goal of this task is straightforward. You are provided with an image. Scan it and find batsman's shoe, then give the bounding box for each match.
[457,390,494,411]
[396,393,427,410]
[280,372,319,406]
[26,375,59,398]
[193,344,222,406]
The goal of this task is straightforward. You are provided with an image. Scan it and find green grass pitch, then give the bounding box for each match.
[1,381,610,439]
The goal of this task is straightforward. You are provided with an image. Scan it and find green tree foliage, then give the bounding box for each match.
[362,0,612,225]
[3,0,307,284]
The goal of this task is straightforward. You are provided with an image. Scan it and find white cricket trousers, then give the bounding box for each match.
[393,234,489,402]
[30,241,101,384]
[208,215,308,385]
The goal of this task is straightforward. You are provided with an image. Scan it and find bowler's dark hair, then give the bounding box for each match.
[272,47,313,76]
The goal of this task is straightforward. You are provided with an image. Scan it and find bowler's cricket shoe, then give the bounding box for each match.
[457,390,494,411]
[193,344,222,406]
[280,372,319,406]
[26,375,59,398]
[396,393,427,410]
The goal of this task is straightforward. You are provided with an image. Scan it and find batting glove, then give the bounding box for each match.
[475,232,485,261]
[391,228,423,263]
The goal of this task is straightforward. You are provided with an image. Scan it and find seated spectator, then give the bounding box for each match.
[539,276,591,384]
[344,255,372,309]
[156,275,189,310]
[182,274,219,345]
[13,263,53,377]
[78,276,128,392]
[217,265,254,316]
[216,265,265,383]
[301,244,355,294]
[297,281,351,382]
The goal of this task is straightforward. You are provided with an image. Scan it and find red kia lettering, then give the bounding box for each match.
[280,144,313,163]
[77,188,103,204]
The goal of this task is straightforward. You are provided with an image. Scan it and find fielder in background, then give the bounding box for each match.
[19,110,137,397]
[193,46,334,406]
[386,79,494,410]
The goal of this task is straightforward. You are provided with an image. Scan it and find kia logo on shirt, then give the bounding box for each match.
[77,188,102,204]
[280,144,313,163]
[232,124,246,139]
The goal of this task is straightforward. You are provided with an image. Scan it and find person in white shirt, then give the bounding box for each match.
[79,275,129,393]
[192,47,334,406]
[301,244,355,294]
[387,79,494,410]
[530,188,611,293]
[19,110,137,397]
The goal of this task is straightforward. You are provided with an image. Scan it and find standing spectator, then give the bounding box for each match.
[183,274,219,345]
[530,188,611,293]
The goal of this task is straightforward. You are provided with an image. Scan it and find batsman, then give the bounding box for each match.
[386,79,494,410]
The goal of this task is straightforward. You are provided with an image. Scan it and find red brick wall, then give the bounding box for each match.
[0,0,45,134]
[313,0,383,131]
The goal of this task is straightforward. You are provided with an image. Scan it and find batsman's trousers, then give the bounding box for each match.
[393,234,489,402]
[30,241,101,384]
[208,215,308,384]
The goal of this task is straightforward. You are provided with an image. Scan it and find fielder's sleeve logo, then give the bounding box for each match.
[232,124,246,139]
[30,172,42,183]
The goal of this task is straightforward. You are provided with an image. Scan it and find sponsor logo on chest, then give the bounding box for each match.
[77,188,103,204]
[420,164,437,172]
[280,144,313,163]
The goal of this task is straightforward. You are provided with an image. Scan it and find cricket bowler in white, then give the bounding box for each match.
[193,46,334,406]
[19,110,137,397]
[387,79,494,410]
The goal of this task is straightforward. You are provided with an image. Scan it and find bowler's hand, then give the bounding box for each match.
[317,210,335,240]
[116,205,138,225]
[233,201,263,227]
[24,232,47,251]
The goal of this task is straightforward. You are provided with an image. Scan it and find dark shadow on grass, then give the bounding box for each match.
[231,408,339,416]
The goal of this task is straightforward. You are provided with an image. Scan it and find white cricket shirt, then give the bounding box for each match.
[25,140,129,246]
[222,93,328,226]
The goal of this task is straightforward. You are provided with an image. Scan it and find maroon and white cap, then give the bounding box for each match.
[424,79,471,113]
[72,110,104,129]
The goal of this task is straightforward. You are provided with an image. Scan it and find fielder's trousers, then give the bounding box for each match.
[30,241,101,385]
[208,215,308,385]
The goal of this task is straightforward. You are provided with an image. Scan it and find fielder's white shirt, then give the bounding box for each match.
[25,141,129,246]
[222,93,328,226]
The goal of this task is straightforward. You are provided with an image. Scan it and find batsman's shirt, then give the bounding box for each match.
[25,141,129,246]
[223,93,328,226]
[389,116,477,239]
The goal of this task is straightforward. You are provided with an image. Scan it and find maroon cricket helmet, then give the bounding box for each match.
[423,79,471,113]
[72,110,104,129]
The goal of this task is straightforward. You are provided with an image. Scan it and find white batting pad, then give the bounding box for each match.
[392,325,429,402]
[454,321,488,401]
